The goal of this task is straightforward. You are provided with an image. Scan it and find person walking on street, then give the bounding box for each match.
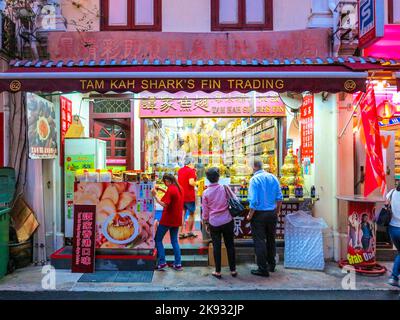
[178,156,197,239]
[202,167,237,279]
[386,183,400,287]
[152,174,184,271]
[247,159,283,277]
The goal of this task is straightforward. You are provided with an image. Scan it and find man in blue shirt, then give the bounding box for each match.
[247,159,283,277]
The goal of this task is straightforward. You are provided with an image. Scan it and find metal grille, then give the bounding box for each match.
[93,100,131,113]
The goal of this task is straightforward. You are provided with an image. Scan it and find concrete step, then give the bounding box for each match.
[165,254,209,267]
[376,248,397,261]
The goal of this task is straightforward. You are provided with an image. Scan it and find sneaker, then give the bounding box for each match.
[155,263,168,271]
[388,277,399,287]
[171,264,183,271]
[251,269,270,277]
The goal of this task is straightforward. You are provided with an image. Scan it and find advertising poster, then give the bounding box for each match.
[347,201,376,265]
[74,182,155,249]
[72,205,96,273]
[300,94,314,163]
[27,92,58,159]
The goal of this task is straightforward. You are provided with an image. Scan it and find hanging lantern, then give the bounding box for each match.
[376,99,396,124]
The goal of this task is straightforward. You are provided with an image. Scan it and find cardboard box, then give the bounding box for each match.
[208,242,229,267]
[10,197,39,242]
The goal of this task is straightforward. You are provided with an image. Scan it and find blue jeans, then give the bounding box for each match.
[388,225,400,279]
[155,224,182,266]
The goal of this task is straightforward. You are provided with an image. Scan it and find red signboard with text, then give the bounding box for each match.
[72,205,96,273]
[60,96,73,166]
[300,95,314,163]
[0,112,4,166]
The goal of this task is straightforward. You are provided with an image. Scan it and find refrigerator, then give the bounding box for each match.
[64,138,106,238]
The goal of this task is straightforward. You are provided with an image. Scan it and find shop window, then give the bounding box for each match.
[94,123,128,159]
[388,0,400,24]
[93,100,131,113]
[211,0,273,31]
[101,0,161,31]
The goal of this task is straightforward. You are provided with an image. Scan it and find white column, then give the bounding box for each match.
[308,0,335,28]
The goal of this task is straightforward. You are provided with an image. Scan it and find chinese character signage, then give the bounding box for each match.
[139,92,286,118]
[358,0,384,48]
[27,93,58,159]
[347,201,376,265]
[74,182,155,250]
[300,95,314,163]
[72,205,96,273]
[60,96,73,166]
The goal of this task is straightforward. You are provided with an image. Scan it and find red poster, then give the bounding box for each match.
[300,95,314,163]
[0,112,4,166]
[347,201,376,265]
[60,96,73,166]
[72,205,96,273]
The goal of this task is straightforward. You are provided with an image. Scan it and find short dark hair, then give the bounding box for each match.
[206,167,220,183]
[253,158,263,170]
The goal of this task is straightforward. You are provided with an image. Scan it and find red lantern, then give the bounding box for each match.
[376,99,396,124]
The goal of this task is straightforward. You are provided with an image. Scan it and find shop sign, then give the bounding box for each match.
[139,92,286,118]
[0,76,366,94]
[347,201,376,265]
[300,95,314,163]
[358,0,384,48]
[233,216,252,239]
[72,205,96,273]
[60,96,73,166]
[27,93,58,159]
[48,29,330,61]
[74,182,155,250]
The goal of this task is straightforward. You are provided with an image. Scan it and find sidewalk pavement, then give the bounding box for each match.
[0,262,399,293]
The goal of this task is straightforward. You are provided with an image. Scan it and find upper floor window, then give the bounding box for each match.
[101,0,161,31]
[211,0,273,31]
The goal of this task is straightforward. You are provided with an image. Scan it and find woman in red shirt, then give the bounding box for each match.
[152,174,184,271]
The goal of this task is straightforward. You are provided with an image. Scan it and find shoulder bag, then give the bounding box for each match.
[223,185,245,217]
[377,190,394,227]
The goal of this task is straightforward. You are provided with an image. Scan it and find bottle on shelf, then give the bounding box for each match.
[311,185,316,199]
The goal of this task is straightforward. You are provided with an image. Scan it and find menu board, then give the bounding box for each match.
[74,182,155,250]
[300,95,314,163]
[27,93,58,159]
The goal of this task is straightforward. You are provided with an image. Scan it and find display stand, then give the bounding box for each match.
[337,195,387,275]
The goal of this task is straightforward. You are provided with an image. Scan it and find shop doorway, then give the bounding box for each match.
[93,119,131,170]
[89,97,135,170]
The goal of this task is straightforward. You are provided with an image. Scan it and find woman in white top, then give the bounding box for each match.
[386,184,400,287]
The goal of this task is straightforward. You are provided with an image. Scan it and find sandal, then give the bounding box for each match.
[187,232,198,238]
[231,271,238,278]
[179,233,188,239]
[212,272,222,279]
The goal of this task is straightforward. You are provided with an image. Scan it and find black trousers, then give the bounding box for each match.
[209,220,236,273]
[250,210,277,272]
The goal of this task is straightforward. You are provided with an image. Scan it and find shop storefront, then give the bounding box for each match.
[0,56,372,271]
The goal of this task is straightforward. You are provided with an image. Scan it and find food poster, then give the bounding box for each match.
[65,155,95,237]
[347,201,376,265]
[74,182,155,249]
[27,93,58,159]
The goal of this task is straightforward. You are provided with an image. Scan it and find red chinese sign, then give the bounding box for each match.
[72,205,96,273]
[347,201,376,265]
[60,96,72,166]
[139,91,286,118]
[0,112,3,166]
[48,29,330,61]
[300,95,314,163]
